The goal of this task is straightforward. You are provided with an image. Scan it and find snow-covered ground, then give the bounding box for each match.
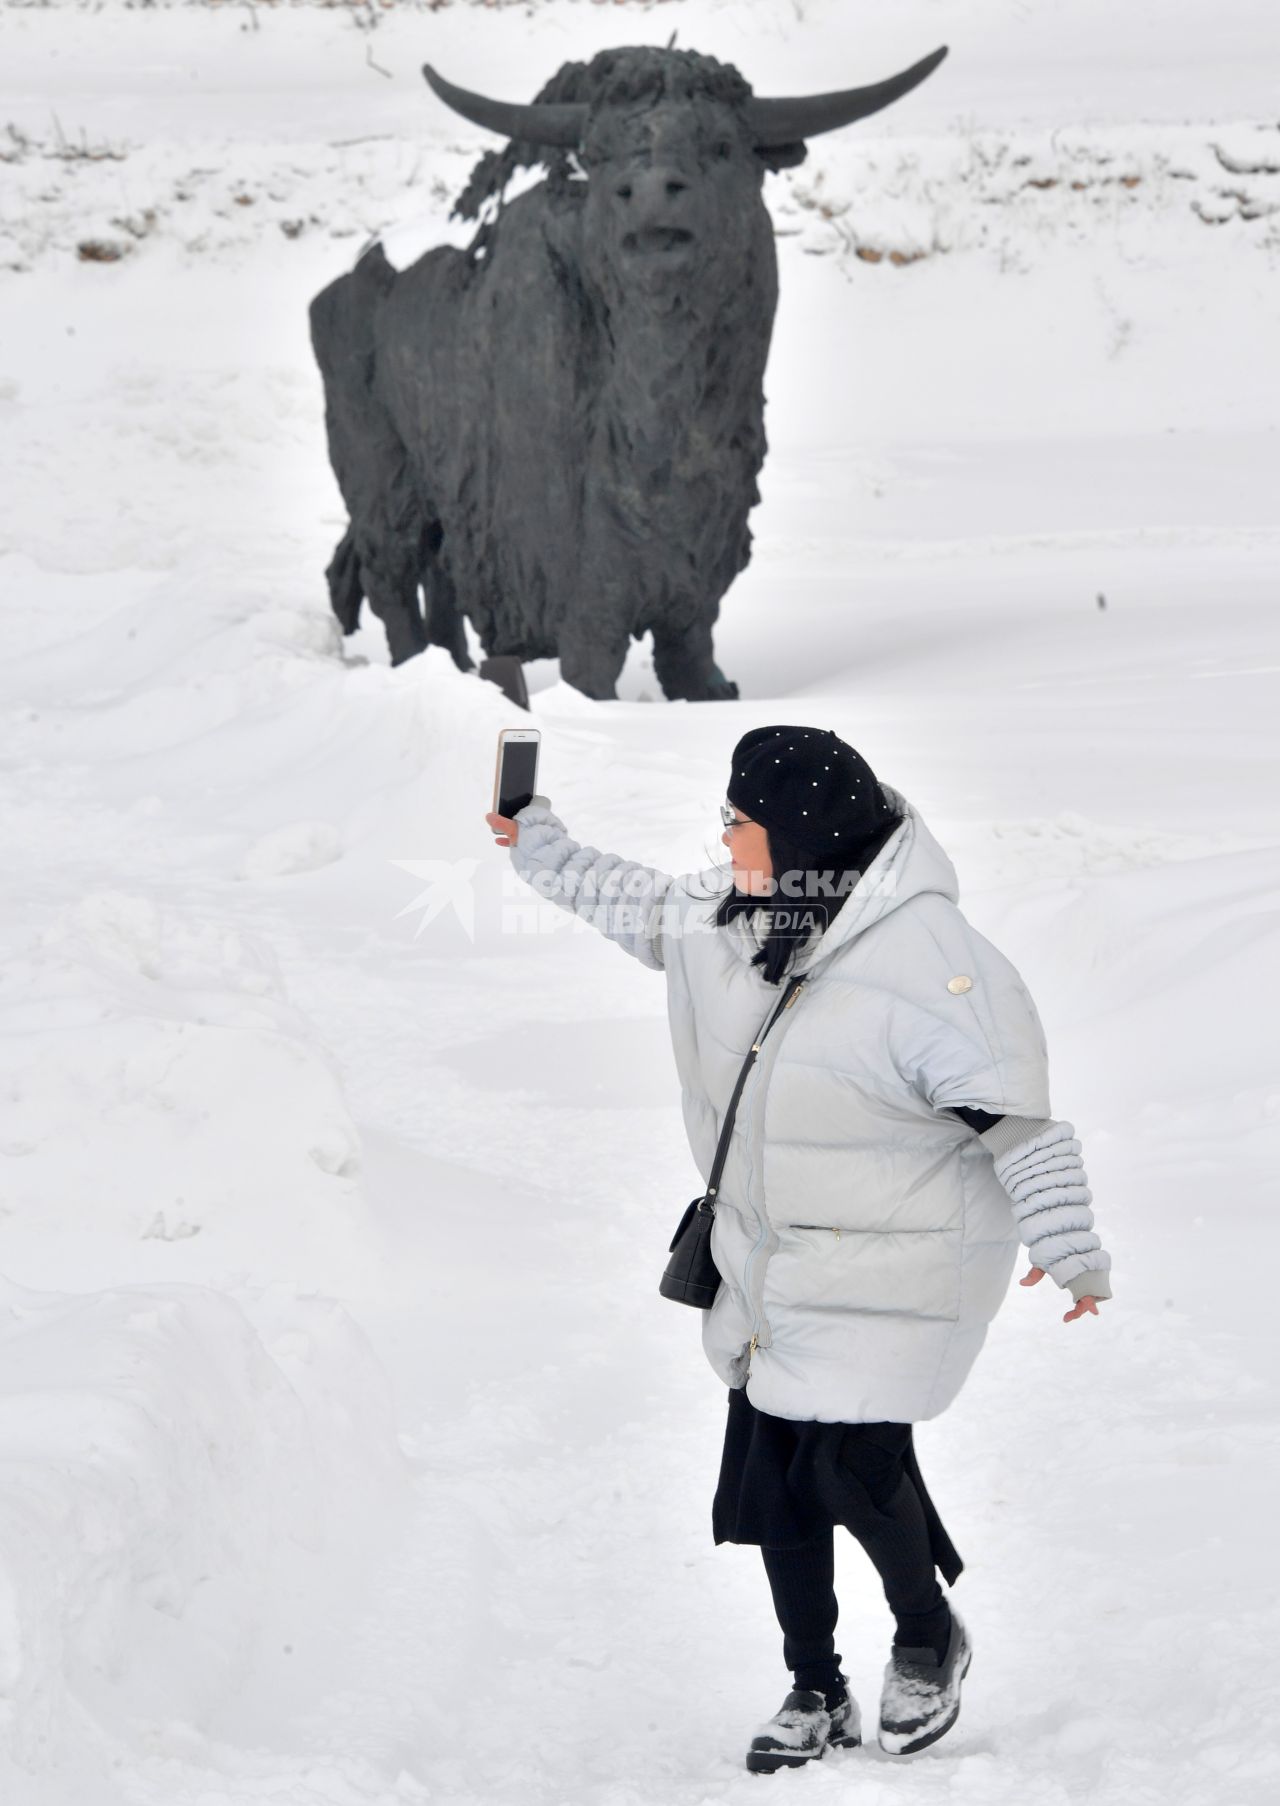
[1,1,1278,1800]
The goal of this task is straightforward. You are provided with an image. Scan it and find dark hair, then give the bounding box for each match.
[690,813,904,987]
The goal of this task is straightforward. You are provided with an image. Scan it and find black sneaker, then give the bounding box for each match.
[746,1675,862,1773]
[878,1607,972,1755]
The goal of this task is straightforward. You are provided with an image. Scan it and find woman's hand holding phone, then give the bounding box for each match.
[485,811,519,847]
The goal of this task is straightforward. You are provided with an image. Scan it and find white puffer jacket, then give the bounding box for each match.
[508,787,1112,1424]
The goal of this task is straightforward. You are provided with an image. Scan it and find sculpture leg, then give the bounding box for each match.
[322,511,426,662]
[421,535,474,674]
[310,253,428,666]
[358,529,428,667]
[557,614,630,701]
[317,462,429,666]
[652,613,740,702]
[325,526,364,635]
[337,440,430,666]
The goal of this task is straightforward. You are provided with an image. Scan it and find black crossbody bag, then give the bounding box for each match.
[659,975,806,1309]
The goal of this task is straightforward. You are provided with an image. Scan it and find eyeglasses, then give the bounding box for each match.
[720,804,753,830]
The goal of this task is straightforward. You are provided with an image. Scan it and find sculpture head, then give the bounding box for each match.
[424,45,947,301]
[572,54,766,298]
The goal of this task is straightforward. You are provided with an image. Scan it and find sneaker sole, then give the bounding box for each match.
[878,1647,972,1756]
[746,1733,862,1774]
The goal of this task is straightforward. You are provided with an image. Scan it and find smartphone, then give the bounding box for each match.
[492,727,540,821]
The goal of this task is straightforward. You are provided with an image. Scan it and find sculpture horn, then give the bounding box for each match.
[745,46,948,147]
[423,64,588,149]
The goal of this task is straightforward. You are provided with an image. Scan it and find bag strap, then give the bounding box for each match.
[704,975,805,1206]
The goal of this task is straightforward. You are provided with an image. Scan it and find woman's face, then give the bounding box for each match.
[722,809,773,896]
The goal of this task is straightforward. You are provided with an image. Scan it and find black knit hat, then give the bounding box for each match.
[726,725,898,860]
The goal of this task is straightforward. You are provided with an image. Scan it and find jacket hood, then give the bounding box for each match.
[707,785,960,978]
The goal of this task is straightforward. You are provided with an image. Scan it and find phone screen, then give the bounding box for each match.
[497,738,539,818]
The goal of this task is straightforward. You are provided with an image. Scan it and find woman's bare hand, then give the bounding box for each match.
[1020,1265,1102,1323]
[485,811,519,848]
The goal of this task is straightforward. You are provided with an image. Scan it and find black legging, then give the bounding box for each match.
[761,1464,951,1693]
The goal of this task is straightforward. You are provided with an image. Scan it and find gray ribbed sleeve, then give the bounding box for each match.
[507,795,674,972]
[978,1115,1056,1160]
[979,1117,1114,1297]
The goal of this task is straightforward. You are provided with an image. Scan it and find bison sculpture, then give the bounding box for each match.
[309,44,947,698]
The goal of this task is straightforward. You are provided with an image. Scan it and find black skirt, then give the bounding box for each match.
[712,1385,963,1583]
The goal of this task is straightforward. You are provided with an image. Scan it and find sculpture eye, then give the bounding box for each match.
[716,139,734,160]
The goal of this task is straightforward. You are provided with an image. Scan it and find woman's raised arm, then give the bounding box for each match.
[486,795,676,971]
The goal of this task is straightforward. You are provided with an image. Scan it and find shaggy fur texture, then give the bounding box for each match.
[310,47,806,694]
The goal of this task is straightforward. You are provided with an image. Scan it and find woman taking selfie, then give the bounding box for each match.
[485,726,1112,1772]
